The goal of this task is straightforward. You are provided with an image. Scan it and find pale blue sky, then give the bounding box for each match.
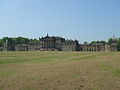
[0,0,120,43]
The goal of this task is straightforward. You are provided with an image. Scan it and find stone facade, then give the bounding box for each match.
[28,35,79,51]
[14,44,28,51]
[0,47,4,51]
[2,34,118,52]
[81,43,110,52]
[4,40,14,51]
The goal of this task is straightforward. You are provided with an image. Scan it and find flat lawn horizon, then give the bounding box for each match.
[0,51,120,90]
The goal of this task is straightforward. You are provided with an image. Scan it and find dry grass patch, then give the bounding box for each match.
[0,51,120,90]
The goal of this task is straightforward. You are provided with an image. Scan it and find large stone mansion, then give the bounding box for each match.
[2,34,117,52]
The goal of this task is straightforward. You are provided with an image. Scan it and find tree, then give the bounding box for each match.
[108,38,113,43]
[117,38,120,51]
[0,39,2,46]
[0,37,9,46]
[29,38,38,42]
[12,37,29,44]
[91,40,106,44]
[0,37,39,46]
[84,41,87,44]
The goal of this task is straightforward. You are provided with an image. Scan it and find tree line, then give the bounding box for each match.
[0,37,38,46]
[0,37,120,51]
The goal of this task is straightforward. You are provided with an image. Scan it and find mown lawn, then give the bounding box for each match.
[0,51,120,90]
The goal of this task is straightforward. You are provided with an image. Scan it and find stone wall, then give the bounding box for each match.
[61,41,78,51]
[81,44,107,52]
[14,44,28,51]
[0,47,4,51]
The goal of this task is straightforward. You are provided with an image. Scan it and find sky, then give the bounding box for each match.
[0,0,120,43]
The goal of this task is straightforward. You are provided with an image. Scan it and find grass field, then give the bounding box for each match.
[0,51,120,90]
